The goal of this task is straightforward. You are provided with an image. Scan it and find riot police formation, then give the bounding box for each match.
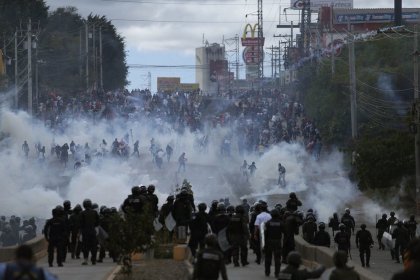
[34,186,416,280]
[0,216,37,248]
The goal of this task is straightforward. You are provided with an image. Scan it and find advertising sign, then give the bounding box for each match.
[242,23,265,47]
[157,77,181,92]
[291,0,353,11]
[243,46,264,65]
[335,12,419,24]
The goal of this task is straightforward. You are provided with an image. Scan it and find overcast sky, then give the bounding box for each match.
[45,0,419,90]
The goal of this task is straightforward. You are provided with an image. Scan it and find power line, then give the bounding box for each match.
[102,0,291,5]
[110,18,280,24]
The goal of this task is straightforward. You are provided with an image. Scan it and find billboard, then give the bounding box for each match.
[291,0,353,11]
[335,11,419,24]
[157,77,180,92]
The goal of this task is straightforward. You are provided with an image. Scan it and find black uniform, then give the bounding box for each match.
[227,214,249,266]
[341,213,355,235]
[264,218,285,277]
[392,225,410,263]
[193,247,228,280]
[356,228,374,267]
[44,215,67,266]
[376,217,388,249]
[302,220,317,244]
[282,214,300,261]
[334,230,351,252]
[313,229,331,247]
[80,209,99,264]
[189,211,210,257]
[285,198,302,212]
[407,219,417,240]
[69,211,82,259]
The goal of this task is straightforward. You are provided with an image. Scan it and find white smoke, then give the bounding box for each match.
[0,107,388,224]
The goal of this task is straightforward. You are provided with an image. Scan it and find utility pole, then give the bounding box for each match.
[99,26,103,90]
[14,31,18,109]
[348,23,357,139]
[414,24,420,214]
[235,34,239,80]
[257,0,264,86]
[79,29,82,78]
[330,4,335,75]
[92,24,96,90]
[27,18,32,115]
[85,23,89,91]
[147,72,151,90]
[2,32,6,75]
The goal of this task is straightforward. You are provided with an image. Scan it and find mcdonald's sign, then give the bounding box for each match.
[241,23,265,47]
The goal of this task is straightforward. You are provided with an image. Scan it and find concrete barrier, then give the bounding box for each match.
[294,235,383,280]
[0,236,47,263]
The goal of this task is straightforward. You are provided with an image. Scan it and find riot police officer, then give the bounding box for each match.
[227,205,249,267]
[80,199,99,265]
[356,224,374,267]
[334,224,351,254]
[376,214,388,250]
[313,222,330,247]
[189,203,210,257]
[264,209,284,277]
[193,234,228,280]
[44,208,66,267]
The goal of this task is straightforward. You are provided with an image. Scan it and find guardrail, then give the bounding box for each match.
[294,235,384,280]
[0,236,47,262]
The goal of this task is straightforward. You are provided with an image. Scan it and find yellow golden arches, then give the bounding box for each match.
[242,23,259,39]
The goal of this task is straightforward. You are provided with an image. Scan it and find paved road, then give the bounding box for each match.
[37,256,117,280]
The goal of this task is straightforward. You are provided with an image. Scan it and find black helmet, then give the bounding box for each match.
[307,209,313,213]
[140,185,147,193]
[382,213,388,219]
[211,200,218,207]
[287,251,302,266]
[242,199,248,203]
[52,208,59,217]
[361,224,367,229]
[63,200,71,209]
[204,233,219,248]
[235,205,245,214]
[217,203,226,213]
[100,205,107,213]
[167,195,174,201]
[83,199,92,209]
[270,209,280,218]
[198,203,207,212]
[110,207,117,213]
[74,204,82,213]
[227,205,235,214]
[148,184,155,193]
[275,203,282,210]
[132,186,141,195]
[390,211,395,216]
[319,222,326,229]
[289,192,296,199]
[92,203,98,209]
[339,223,346,230]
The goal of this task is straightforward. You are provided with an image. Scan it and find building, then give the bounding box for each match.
[195,43,228,95]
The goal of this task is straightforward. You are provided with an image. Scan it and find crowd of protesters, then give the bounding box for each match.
[0,216,37,248]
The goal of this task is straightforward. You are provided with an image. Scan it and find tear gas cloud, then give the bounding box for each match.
[0,106,386,223]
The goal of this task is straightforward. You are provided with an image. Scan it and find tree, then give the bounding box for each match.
[88,14,128,91]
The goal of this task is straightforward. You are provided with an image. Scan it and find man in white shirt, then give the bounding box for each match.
[254,202,272,264]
